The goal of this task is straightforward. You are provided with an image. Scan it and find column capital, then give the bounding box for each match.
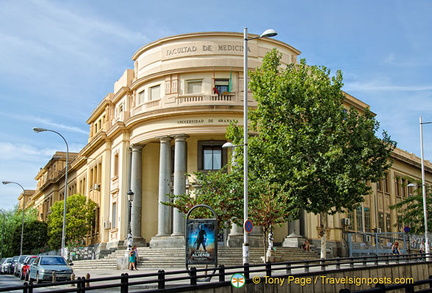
[130,144,144,152]
[172,134,189,141]
[158,136,172,143]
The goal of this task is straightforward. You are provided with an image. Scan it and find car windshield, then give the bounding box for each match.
[40,257,67,266]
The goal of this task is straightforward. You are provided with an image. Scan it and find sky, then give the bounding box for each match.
[1,0,432,210]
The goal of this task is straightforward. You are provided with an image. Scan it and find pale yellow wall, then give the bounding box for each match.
[27,32,432,252]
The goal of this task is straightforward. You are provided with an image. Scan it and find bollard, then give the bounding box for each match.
[265,262,272,277]
[286,263,291,274]
[86,273,90,287]
[218,265,225,282]
[52,271,57,283]
[70,273,76,287]
[244,263,250,280]
[190,267,197,286]
[157,270,165,290]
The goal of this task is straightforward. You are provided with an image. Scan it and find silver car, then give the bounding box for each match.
[28,256,73,283]
[1,258,13,274]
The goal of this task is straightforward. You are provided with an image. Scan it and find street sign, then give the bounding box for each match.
[244,219,253,233]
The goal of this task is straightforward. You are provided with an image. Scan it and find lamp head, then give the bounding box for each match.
[222,142,234,149]
[407,183,417,187]
[2,181,12,185]
[33,127,48,133]
[127,190,134,201]
[260,29,277,38]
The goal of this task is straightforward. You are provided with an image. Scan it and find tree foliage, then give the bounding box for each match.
[47,194,97,249]
[0,207,47,257]
[164,169,244,230]
[390,180,432,234]
[236,49,395,257]
[166,49,396,259]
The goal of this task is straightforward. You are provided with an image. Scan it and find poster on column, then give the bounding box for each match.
[186,219,217,265]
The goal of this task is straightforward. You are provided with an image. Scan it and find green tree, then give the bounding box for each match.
[240,49,396,258]
[390,180,432,234]
[165,169,244,230]
[0,206,45,256]
[47,194,97,249]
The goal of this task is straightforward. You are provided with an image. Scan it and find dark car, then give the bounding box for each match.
[29,255,73,283]
[20,256,37,280]
[10,256,19,275]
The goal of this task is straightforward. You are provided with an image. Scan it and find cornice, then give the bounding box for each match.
[132,31,302,61]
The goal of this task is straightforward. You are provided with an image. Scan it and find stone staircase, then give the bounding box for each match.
[71,246,319,270]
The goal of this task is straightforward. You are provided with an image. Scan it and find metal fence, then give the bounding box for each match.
[0,253,430,293]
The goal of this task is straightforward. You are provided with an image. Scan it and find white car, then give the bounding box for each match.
[1,258,13,274]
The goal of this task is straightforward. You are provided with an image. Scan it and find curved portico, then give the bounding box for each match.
[84,32,303,250]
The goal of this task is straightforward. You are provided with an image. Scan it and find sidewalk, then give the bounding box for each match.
[72,267,183,279]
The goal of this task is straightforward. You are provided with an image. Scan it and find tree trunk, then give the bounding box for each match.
[320,212,327,259]
[263,226,268,262]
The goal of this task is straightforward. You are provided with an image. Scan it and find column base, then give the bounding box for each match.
[227,234,243,247]
[150,235,185,248]
[282,234,305,248]
[227,234,264,247]
[133,237,147,247]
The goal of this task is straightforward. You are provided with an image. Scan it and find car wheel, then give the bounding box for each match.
[36,273,42,284]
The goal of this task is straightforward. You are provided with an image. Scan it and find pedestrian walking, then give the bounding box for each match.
[132,245,139,270]
[129,249,137,270]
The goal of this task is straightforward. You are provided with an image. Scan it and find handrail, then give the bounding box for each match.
[0,253,429,292]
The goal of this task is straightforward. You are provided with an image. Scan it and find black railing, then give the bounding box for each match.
[0,253,430,293]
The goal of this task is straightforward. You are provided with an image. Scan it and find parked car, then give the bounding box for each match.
[10,256,19,275]
[14,255,33,277]
[28,256,73,283]
[1,258,13,274]
[20,256,37,280]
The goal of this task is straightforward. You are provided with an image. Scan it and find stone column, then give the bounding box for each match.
[130,144,145,245]
[157,136,172,236]
[172,134,188,236]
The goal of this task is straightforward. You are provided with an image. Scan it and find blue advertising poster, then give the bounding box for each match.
[186,219,217,265]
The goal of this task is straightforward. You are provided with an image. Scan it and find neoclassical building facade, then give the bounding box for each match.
[20,32,432,256]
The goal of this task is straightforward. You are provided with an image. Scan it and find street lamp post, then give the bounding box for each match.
[420,117,431,256]
[33,127,69,258]
[0,209,5,258]
[2,181,25,256]
[127,190,134,250]
[241,28,277,265]
[408,117,432,257]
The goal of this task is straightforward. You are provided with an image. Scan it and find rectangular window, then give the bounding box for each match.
[356,207,363,232]
[348,211,354,230]
[385,213,391,232]
[376,180,382,191]
[378,212,384,230]
[364,208,371,232]
[150,85,160,100]
[198,141,227,172]
[203,146,222,170]
[114,153,119,178]
[111,202,117,229]
[214,79,229,94]
[395,178,400,197]
[384,174,389,193]
[138,90,145,104]
[187,80,202,94]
